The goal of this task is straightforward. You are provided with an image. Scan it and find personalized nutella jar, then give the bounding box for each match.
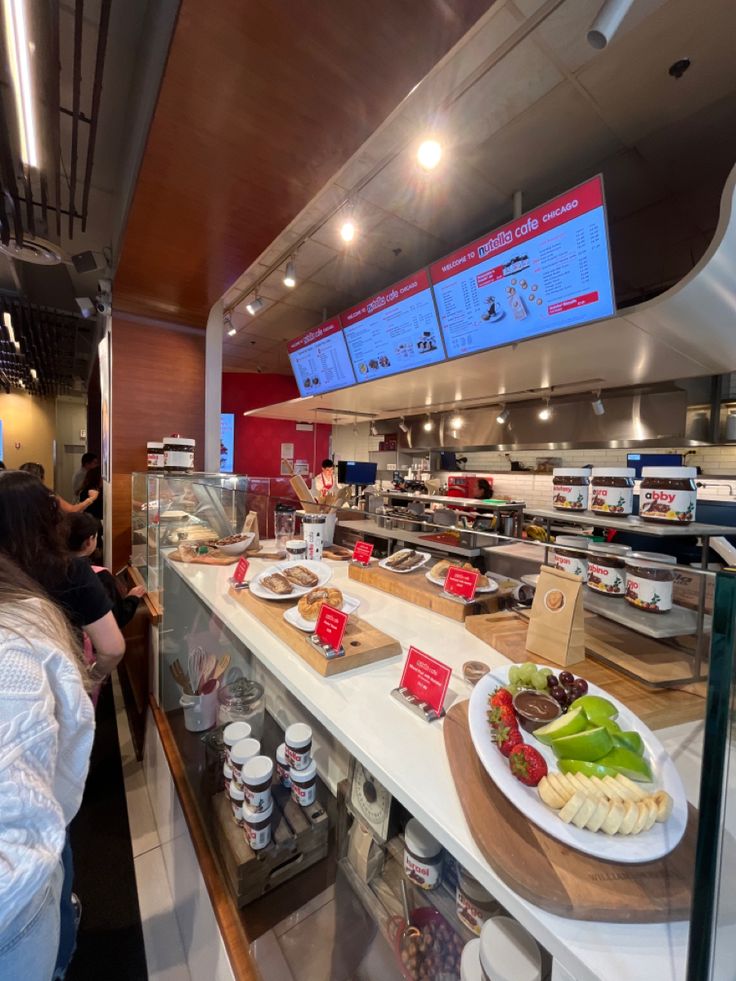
[243,800,273,851]
[223,762,233,794]
[229,783,245,826]
[275,743,292,788]
[456,867,499,936]
[552,535,590,580]
[284,723,312,770]
[625,552,676,614]
[241,756,273,814]
[298,511,326,561]
[290,759,317,807]
[552,468,590,511]
[586,543,631,597]
[146,441,165,470]
[639,467,697,524]
[223,721,252,767]
[230,737,260,783]
[163,435,196,472]
[590,467,635,516]
[403,818,442,891]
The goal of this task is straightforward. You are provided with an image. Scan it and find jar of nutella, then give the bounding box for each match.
[552,535,590,580]
[639,467,697,524]
[552,468,590,511]
[479,916,542,981]
[586,543,631,597]
[590,467,635,516]
[298,511,326,561]
[230,737,260,784]
[223,762,233,794]
[147,441,165,470]
[275,743,292,788]
[243,800,273,851]
[290,759,317,807]
[625,552,676,614]
[241,756,273,814]
[285,723,312,771]
[229,783,245,826]
[285,539,307,560]
[164,435,196,472]
[403,818,442,891]
[223,721,252,767]
[456,867,499,936]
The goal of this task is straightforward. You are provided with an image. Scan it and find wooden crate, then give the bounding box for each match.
[213,782,329,908]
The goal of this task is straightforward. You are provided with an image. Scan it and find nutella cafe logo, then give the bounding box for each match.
[644,490,676,505]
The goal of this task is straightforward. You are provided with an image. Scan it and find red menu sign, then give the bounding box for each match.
[399,646,452,716]
[315,605,349,650]
[352,541,374,565]
[444,565,479,601]
[233,557,249,583]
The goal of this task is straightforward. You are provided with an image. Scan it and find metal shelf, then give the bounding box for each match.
[377,490,525,511]
[524,506,733,538]
[583,589,711,639]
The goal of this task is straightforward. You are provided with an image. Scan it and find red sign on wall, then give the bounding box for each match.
[399,646,452,716]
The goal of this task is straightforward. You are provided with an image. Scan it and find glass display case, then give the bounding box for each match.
[131,471,249,594]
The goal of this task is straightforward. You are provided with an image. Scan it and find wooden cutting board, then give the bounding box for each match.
[169,549,238,566]
[464,611,704,728]
[348,562,506,622]
[228,587,402,676]
[444,701,696,922]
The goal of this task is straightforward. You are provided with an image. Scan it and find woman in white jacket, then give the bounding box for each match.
[0,556,94,980]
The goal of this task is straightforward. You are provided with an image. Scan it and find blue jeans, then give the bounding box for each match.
[53,833,77,979]
[0,860,63,981]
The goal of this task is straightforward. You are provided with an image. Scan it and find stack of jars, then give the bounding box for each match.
[283,723,317,807]
[223,721,274,851]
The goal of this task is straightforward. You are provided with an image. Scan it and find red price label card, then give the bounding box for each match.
[233,557,250,583]
[315,605,349,650]
[444,565,479,601]
[352,541,374,564]
[399,646,452,716]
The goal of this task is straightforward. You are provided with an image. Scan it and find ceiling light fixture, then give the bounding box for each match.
[339,219,356,243]
[449,414,463,429]
[30,367,37,380]
[417,138,442,171]
[369,420,377,437]
[423,415,434,432]
[283,256,297,288]
[398,417,409,434]
[538,399,552,421]
[3,0,39,167]
[591,392,605,416]
[245,292,264,316]
[587,0,634,49]
[496,405,510,425]
[224,312,237,337]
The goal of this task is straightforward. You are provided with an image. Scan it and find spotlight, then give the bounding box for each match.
[224,313,236,337]
[30,367,37,380]
[496,406,510,425]
[587,0,635,49]
[283,257,296,288]
[245,293,264,316]
[227,327,237,337]
[591,393,605,416]
[423,415,434,432]
[3,0,39,167]
[369,421,378,437]
[538,400,552,421]
[417,138,442,171]
[449,414,463,429]
[340,219,356,243]
[398,417,409,434]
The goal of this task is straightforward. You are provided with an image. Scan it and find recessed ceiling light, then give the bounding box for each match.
[417,138,442,170]
[340,219,356,243]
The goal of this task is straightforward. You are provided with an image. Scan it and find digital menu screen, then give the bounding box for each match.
[430,176,615,360]
[340,270,445,383]
[287,318,357,396]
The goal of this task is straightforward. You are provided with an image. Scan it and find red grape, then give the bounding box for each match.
[559,671,575,686]
[546,675,559,690]
[572,678,588,697]
[550,685,567,704]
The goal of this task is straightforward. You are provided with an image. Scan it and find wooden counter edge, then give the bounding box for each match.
[126,565,163,623]
[149,696,261,981]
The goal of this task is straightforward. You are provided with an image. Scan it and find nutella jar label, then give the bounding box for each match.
[291,780,316,807]
[404,852,440,891]
[553,550,587,580]
[552,485,588,511]
[244,821,271,851]
[640,488,696,523]
[230,800,244,826]
[625,573,673,613]
[147,451,165,468]
[285,745,311,770]
[276,761,292,788]
[165,449,194,470]
[590,486,633,515]
[243,786,272,813]
[456,887,490,936]
[587,561,625,596]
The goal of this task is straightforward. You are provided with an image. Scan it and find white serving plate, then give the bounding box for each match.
[283,593,361,632]
[467,666,688,862]
[425,570,498,593]
[213,532,255,555]
[378,550,431,574]
[250,560,332,600]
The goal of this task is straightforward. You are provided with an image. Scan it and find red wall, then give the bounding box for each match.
[221,372,330,477]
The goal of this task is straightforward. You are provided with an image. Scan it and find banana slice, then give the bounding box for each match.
[586,797,610,833]
[619,800,638,835]
[572,773,593,795]
[603,775,628,801]
[616,774,648,802]
[653,790,673,822]
[643,798,658,831]
[549,772,575,802]
[538,776,566,810]
[559,790,587,824]
[571,796,598,829]
[601,800,625,835]
[631,801,650,835]
[589,776,610,799]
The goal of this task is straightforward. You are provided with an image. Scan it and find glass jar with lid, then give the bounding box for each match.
[217,677,265,738]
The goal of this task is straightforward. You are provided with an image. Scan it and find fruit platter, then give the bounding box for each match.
[467,662,687,862]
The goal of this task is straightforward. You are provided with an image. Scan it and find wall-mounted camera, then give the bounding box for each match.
[95,300,112,316]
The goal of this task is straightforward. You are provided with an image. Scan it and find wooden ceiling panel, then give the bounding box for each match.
[113,0,496,325]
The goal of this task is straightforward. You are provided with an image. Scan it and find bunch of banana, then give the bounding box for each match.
[538,771,673,836]
[525,524,551,543]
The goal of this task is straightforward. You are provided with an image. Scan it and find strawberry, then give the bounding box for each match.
[495,724,523,758]
[490,687,513,710]
[489,704,516,731]
[508,745,548,786]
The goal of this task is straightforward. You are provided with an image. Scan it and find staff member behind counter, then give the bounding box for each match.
[312,458,341,502]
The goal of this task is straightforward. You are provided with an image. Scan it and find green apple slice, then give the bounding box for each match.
[597,746,653,781]
[575,694,619,725]
[558,758,620,779]
[551,726,614,762]
[533,705,588,746]
[613,730,645,756]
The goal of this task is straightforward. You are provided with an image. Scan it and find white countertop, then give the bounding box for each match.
[167,556,709,981]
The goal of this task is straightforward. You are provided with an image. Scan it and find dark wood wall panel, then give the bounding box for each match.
[111,316,205,569]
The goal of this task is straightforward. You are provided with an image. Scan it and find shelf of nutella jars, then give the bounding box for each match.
[342,815,547,981]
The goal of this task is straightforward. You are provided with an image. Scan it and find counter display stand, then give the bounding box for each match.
[524,507,732,687]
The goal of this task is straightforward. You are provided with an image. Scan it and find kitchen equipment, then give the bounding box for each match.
[180,682,219,732]
[444,700,695,921]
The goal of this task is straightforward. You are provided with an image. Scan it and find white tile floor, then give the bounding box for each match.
[112,679,192,981]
